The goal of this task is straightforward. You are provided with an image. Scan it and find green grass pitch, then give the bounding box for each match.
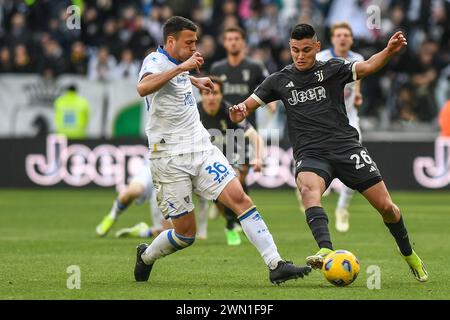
[1,189,449,300]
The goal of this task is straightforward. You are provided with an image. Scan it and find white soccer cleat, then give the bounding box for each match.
[335,208,350,233]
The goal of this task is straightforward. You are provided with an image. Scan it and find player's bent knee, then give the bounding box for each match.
[378,201,401,221]
[300,185,319,199]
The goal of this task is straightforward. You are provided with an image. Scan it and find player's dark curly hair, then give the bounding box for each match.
[291,24,317,41]
[163,16,197,43]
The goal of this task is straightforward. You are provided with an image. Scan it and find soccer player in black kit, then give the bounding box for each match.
[197,76,263,246]
[230,24,428,282]
[210,27,276,200]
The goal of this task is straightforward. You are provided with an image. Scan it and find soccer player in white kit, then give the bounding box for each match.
[133,16,311,284]
[313,22,364,233]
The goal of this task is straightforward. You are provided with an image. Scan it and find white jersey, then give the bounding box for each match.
[138,46,212,158]
[316,49,364,127]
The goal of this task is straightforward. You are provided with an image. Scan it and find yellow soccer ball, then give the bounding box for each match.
[322,250,360,287]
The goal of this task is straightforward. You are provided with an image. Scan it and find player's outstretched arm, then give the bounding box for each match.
[137,52,204,97]
[229,96,261,123]
[355,31,407,80]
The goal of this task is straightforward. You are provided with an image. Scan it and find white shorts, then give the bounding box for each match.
[129,165,154,205]
[150,147,236,219]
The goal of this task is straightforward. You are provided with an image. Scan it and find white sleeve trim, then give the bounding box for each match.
[352,62,360,81]
[250,93,265,106]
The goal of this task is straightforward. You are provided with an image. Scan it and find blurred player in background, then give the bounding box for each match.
[296,22,365,233]
[197,76,264,245]
[95,164,171,238]
[210,27,276,205]
[134,16,311,284]
[230,24,428,282]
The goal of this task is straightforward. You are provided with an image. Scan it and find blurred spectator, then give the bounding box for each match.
[128,15,156,61]
[278,47,292,68]
[197,35,221,73]
[4,13,31,48]
[190,6,209,37]
[98,18,124,59]
[439,100,450,136]
[13,44,33,73]
[407,40,440,122]
[166,0,200,18]
[67,41,88,75]
[213,0,243,36]
[255,2,286,48]
[81,6,101,47]
[0,46,13,73]
[119,5,139,44]
[38,39,66,77]
[113,48,140,79]
[250,46,278,74]
[436,65,450,109]
[326,0,375,43]
[54,84,90,139]
[88,46,117,81]
[145,4,174,45]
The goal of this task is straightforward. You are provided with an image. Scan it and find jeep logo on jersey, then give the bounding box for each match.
[288,86,326,105]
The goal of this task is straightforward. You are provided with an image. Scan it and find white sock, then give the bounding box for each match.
[237,207,282,270]
[141,229,195,265]
[109,199,128,220]
[139,227,153,238]
[337,185,354,210]
[196,197,209,238]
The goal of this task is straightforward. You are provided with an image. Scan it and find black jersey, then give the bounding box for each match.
[252,59,360,160]
[210,57,269,128]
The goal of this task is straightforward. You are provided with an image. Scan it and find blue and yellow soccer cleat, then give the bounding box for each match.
[225,228,241,246]
[306,248,333,269]
[95,215,116,237]
[115,222,150,238]
[403,250,428,282]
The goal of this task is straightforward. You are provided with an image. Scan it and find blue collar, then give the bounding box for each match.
[157,46,181,65]
[330,48,351,60]
[330,48,337,58]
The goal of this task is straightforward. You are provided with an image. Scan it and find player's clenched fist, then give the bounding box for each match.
[229,103,247,123]
[180,51,204,72]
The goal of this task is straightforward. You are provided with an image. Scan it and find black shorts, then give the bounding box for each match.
[294,145,383,193]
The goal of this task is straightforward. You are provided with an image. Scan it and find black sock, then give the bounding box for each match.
[384,216,412,256]
[305,206,333,250]
[224,207,236,230]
